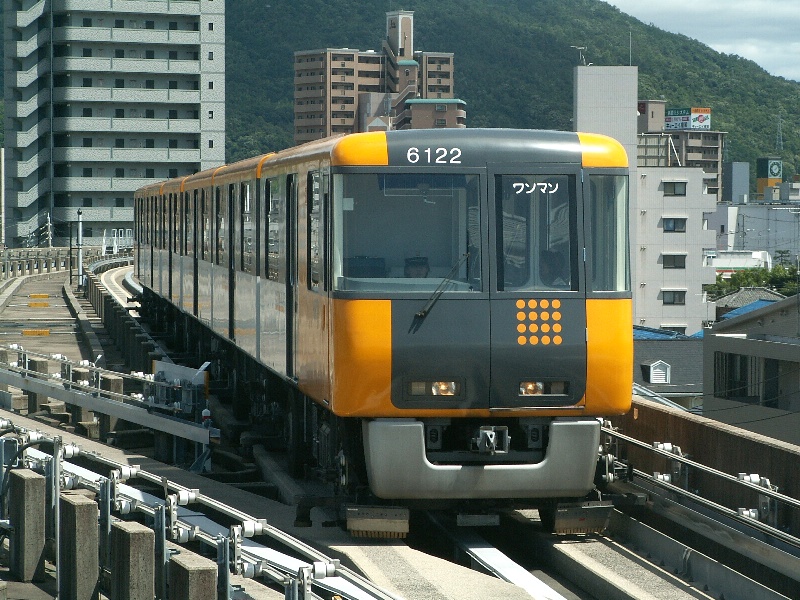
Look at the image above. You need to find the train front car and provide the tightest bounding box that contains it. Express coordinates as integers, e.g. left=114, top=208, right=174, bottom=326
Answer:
left=327, top=129, right=631, bottom=502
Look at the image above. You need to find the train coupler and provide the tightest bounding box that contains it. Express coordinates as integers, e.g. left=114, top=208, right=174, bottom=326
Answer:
left=470, top=425, right=510, bottom=455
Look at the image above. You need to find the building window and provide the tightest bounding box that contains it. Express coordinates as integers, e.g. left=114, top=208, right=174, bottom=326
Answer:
left=146, top=50, right=154, bottom=59
left=83, top=168, right=93, bottom=177
left=146, top=169, right=155, bottom=178
left=115, top=49, right=124, bottom=58
left=82, top=108, right=92, bottom=117
left=169, top=51, right=178, bottom=60
left=114, top=79, right=124, bottom=88
left=208, top=111, right=214, bottom=119
left=169, top=139, right=178, bottom=149
left=114, top=19, right=124, bottom=28
left=663, top=218, right=686, bottom=232
left=145, top=79, right=154, bottom=89
left=82, top=138, right=93, bottom=147
left=169, top=109, right=178, bottom=119
left=145, top=20, right=155, bottom=30
left=82, top=48, right=92, bottom=57
left=82, top=198, right=92, bottom=207
left=145, top=139, right=155, bottom=148
left=208, top=52, right=214, bottom=60
left=208, top=22, right=214, bottom=31
left=208, top=81, right=214, bottom=90
left=115, top=139, right=124, bottom=148
left=82, top=18, right=92, bottom=27
left=169, top=21, right=178, bottom=30
left=115, top=109, right=124, bottom=118
left=434, top=118, right=447, bottom=126
left=145, top=109, right=155, bottom=118
left=169, top=169, right=178, bottom=179
left=662, top=291, right=686, bottom=305
left=663, top=181, right=687, bottom=196
left=169, top=80, right=178, bottom=89
left=209, top=140, right=214, bottom=148
left=663, top=254, right=686, bottom=269
left=83, top=78, right=92, bottom=87
left=115, top=168, right=124, bottom=178
left=116, top=198, right=126, bottom=208
left=436, top=104, right=447, bottom=111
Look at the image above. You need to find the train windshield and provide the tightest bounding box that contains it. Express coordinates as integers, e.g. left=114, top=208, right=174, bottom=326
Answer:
left=332, top=173, right=482, bottom=292
left=495, top=174, right=577, bottom=292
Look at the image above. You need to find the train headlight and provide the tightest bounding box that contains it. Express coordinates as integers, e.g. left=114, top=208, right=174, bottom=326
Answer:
left=432, top=381, right=457, bottom=396
left=520, top=381, right=544, bottom=396
left=519, top=381, right=569, bottom=396
left=409, top=380, right=461, bottom=396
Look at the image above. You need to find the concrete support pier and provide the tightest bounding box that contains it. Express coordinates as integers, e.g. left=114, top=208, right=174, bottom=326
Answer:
left=168, top=552, right=217, bottom=600
left=60, top=491, right=100, bottom=600
left=27, top=357, right=50, bottom=413
left=8, top=469, right=46, bottom=582
left=109, top=521, right=154, bottom=600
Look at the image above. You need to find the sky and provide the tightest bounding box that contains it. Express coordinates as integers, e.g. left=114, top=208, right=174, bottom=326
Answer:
left=601, top=0, right=800, bottom=81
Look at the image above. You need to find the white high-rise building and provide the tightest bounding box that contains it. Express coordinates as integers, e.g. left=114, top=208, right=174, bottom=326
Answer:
left=3, top=0, right=225, bottom=249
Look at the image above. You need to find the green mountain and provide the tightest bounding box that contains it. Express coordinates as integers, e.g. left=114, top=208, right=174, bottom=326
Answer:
left=226, top=0, right=800, bottom=181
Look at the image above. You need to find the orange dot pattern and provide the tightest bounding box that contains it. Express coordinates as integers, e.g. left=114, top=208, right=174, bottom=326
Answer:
left=516, top=299, right=563, bottom=346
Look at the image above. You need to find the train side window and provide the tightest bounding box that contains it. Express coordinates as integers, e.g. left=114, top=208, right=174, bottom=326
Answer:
left=241, top=181, right=255, bottom=274
left=230, top=183, right=239, bottom=271
left=266, top=177, right=284, bottom=282
left=171, top=193, right=179, bottom=254
left=307, top=170, right=326, bottom=291
left=199, top=189, right=208, bottom=261
left=215, top=186, right=226, bottom=267
left=184, top=192, right=193, bottom=256
left=588, top=175, right=629, bottom=292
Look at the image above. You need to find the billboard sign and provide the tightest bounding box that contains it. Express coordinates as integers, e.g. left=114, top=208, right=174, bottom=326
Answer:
left=665, top=107, right=711, bottom=130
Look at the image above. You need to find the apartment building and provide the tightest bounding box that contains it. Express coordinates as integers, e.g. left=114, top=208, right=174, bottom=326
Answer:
left=4, top=0, right=225, bottom=249
left=638, top=100, right=725, bottom=202
left=294, top=10, right=465, bottom=144
left=574, top=68, right=716, bottom=334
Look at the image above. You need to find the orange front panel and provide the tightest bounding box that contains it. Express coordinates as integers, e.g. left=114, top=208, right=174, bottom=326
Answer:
left=585, top=298, right=633, bottom=415
left=330, top=299, right=393, bottom=416
left=331, top=132, right=389, bottom=166
left=578, top=132, right=628, bottom=168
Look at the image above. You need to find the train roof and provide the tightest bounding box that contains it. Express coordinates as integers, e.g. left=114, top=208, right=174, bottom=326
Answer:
left=135, top=129, right=627, bottom=197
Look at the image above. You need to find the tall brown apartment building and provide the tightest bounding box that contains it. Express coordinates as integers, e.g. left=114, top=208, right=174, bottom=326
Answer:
left=294, top=10, right=466, bottom=144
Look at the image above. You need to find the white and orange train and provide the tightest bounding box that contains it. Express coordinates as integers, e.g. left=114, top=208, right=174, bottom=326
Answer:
left=135, top=128, right=632, bottom=508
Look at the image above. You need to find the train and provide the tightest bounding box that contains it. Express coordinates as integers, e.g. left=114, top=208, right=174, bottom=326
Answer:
left=134, top=128, right=633, bottom=511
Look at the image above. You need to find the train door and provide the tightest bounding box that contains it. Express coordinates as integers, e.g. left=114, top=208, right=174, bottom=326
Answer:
left=488, top=167, right=587, bottom=408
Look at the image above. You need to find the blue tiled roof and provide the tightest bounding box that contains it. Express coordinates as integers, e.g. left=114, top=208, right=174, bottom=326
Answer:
left=633, top=325, right=690, bottom=340
left=719, top=299, right=776, bottom=320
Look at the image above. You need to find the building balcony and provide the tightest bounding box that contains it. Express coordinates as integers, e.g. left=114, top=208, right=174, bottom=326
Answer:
left=295, top=88, right=325, bottom=99
left=295, top=117, right=325, bottom=127
left=9, top=59, right=51, bottom=89
left=9, top=1, right=47, bottom=28
left=5, top=119, right=50, bottom=149
left=9, top=150, right=50, bottom=179
left=53, top=116, right=200, bottom=134
left=11, top=90, right=51, bottom=119
left=52, top=147, right=201, bottom=163
left=53, top=206, right=134, bottom=224
left=12, top=31, right=51, bottom=60
left=53, top=87, right=201, bottom=104
left=53, top=27, right=200, bottom=46
left=52, top=56, right=199, bottom=75
left=60, top=0, right=201, bottom=15
left=51, top=176, right=153, bottom=193
left=8, top=180, right=52, bottom=209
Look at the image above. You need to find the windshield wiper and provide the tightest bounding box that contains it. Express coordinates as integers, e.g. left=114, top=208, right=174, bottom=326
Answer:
left=415, top=252, right=470, bottom=319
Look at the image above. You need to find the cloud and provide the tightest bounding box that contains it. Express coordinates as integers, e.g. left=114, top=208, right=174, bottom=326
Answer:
left=602, top=0, right=800, bottom=80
